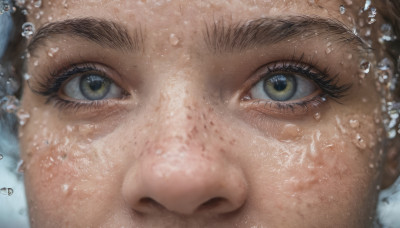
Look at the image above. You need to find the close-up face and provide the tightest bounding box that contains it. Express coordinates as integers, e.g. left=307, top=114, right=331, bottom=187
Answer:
left=9, top=0, right=398, bottom=227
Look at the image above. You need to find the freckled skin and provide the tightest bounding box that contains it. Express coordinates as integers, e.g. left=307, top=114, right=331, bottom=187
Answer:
left=18, top=0, right=392, bottom=227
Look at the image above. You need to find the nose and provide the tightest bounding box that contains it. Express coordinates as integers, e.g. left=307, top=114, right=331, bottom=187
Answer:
left=122, top=146, right=248, bottom=216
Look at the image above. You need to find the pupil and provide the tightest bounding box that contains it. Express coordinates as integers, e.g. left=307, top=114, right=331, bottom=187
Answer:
left=271, top=75, right=287, bottom=91
left=88, top=77, right=104, bottom=91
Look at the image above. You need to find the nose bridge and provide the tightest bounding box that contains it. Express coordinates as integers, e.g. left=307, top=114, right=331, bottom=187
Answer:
left=121, top=75, right=248, bottom=216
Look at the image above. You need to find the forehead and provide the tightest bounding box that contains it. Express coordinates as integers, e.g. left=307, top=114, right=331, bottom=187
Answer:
left=32, top=0, right=364, bottom=28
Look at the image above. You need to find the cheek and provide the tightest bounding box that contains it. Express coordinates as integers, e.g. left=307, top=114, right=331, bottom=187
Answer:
left=20, top=113, right=120, bottom=222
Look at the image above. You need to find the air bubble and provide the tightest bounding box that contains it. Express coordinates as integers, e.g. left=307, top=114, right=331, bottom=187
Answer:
left=339, top=5, right=346, bottom=14
left=1, top=95, right=20, bottom=113
left=15, top=0, right=25, bottom=7
left=0, top=0, right=11, bottom=14
left=169, top=33, right=180, bottom=46
left=21, top=22, right=35, bottom=39
left=0, top=187, right=13, bottom=196
left=359, top=59, right=371, bottom=74
left=0, top=154, right=3, bottom=160
left=23, top=73, right=31, bottom=80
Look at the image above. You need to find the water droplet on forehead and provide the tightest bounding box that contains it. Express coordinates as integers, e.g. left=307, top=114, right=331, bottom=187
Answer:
left=339, top=5, right=346, bottom=15
left=21, top=22, right=35, bottom=39
left=47, top=47, right=59, bottom=57
left=33, top=0, right=42, bottom=8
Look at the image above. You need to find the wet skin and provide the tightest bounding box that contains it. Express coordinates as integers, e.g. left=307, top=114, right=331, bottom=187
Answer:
left=19, top=0, right=391, bottom=227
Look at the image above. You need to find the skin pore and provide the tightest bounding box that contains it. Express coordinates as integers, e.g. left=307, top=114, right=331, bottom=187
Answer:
left=17, top=0, right=394, bottom=227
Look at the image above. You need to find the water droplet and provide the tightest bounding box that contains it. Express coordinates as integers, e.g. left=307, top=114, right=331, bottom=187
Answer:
left=17, top=160, right=25, bottom=173
left=355, top=133, right=367, bottom=149
left=349, top=119, right=360, bottom=128
left=21, top=9, right=28, bottom=15
left=339, top=5, right=346, bottom=14
left=367, top=17, right=376, bottom=25
left=347, top=53, right=353, bottom=60
left=169, top=33, right=180, bottom=46
left=313, top=112, right=321, bottom=121
left=368, top=7, right=377, bottom=18
left=21, top=22, right=35, bottom=39
left=387, top=129, right=397, bottom=139
left=359, top=60, right=371, bottom=74
left=16, top=109, right=30, bottom=126
left=363, top=0, right=371, bottom=11
left=325, top=47, right=333, bottom=54
left=33, top=0, right=42, bottom=8
left=23, top=73, right=31, bottom=80
left=62, top=184, right=69, bottom=193
left=379, top=24, right=396, bottom=43
left=15, top=0, right=25, bottom=7
left=1, top=95, right=20, bottom=113
left=0, top=1, right=11, bottom=14
left=0, top=154, right=3, bottom=160
left=0, top=187, right=13, bottom=196
left=47, top=47, right=59, bottom=57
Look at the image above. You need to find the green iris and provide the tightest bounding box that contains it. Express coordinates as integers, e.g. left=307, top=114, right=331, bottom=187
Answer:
left=79, top=75, right=111, bottom=100
left=263, top=74, right=297, bottom=101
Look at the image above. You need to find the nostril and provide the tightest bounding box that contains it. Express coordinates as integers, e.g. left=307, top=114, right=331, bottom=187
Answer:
left=138, top=197, right=166, bottom=211
left=197, top=197, right=228, bottom=212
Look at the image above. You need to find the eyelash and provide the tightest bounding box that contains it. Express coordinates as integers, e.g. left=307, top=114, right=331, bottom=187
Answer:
left=31, top=56, right=351, bottom=114
left=242, top=57, right=351, bottom=114
left=31, top=63, right=125, bottom=111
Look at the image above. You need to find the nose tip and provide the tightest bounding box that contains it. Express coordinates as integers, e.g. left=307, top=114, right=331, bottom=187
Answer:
left=123, top=154, right=248, bottom=216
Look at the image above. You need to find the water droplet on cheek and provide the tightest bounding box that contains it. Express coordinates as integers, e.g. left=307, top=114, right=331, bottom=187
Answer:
left=169, top=33, right=180, bottom=46
left=313, top=112, right=321, bottom=121
left=279, top=124, right=302, bottom=141
left=354, top=133, right=367, bottom=149
left=349, top=119, right=360, bottom=128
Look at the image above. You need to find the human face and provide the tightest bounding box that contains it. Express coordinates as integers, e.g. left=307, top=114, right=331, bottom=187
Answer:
left=20, top=0, right=388, bottom=227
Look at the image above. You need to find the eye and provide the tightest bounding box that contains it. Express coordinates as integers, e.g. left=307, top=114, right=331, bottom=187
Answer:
left=250, top=72, right=317, bottom=102
left=63, top=73, right=123, bottom=101
left=240, top=60, right=351, bottom=116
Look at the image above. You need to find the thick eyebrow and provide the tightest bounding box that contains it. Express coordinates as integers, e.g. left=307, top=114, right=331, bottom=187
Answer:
left=27, top=17, right=143, bottom=54
left=203, top=16, right=369, bottom=53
